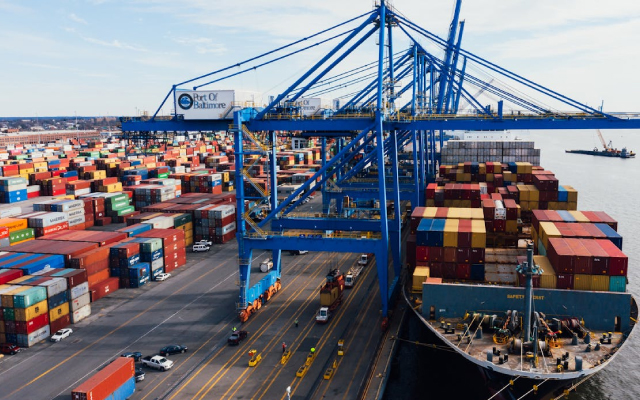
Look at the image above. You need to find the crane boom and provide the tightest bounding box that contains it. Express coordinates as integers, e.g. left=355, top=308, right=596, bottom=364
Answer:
left=596, top=129, right=610, bottom=151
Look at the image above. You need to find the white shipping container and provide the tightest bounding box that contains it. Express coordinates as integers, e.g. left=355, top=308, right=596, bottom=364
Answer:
left=70, top=292, right=91, bottom=312
left=69, top=188, right=92, bottom=196
left=0, top=206, right=22, bottom=218
left=175, top=90, right=259, bottom=120
left=37, top=277, right=68, bottom=298
left=217, top=221, right=237, bottom=235
left=66, top=208, right=85, bottom=218
left=494, top=200, right=506, bottom=220
left=5, top=183, right=27, bottom=191
left=70, top=281, right=89, bottom=300
left=27, top=185, right=40, bottom=193
left=142, top=216, right=174, bottom=229
left=29, top=212, right=68, bottom=228
left=68, top=216, right=86, bottom=226
left=18, top=325, right=50, bottom=348
left=298, top=98, right=332, bottom=116
left=212, top=204, right=235, bottom=219
left=71, top=304, right=91, bottom=324
left=151, top=258, right=164, bottom=271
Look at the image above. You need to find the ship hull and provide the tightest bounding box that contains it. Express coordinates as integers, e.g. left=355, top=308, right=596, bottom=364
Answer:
left=401, top=285, right=636, bottom=400
left=565, top=149, right=635, bottom=158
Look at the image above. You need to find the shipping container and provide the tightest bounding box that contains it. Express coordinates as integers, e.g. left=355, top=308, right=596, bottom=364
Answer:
left=71, top=356, right=134, bottom=400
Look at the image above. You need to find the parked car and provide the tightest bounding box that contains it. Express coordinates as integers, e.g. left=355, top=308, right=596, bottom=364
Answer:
left=0, top=343, right=21, bottom=355
left=228, top=330, right=248, bottom=345
left=155, top=272, right=171, bottom=281
left=289, top=250, right=309, bottom=255
left=159, top=344, right=188, bottom=356
left=196, top=239, right=213, bottom=246
left=141, top=355, right=173, bottom=371
left=192, top=244, right=210, bottom=252
left=121, top=351, right=142, bottom=362
left=135, top=368, right=146, bottom=382
left=50, top=328, right=73, bottom=342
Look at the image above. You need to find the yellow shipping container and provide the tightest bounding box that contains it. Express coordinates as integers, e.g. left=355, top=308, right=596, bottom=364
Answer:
left=463, top=173, right=471, bottom=182
left=539, top=221, right=561, bottom=249
left=527, top=185, right=539, bottom=201
left=567, top=202, right=578, bottom=211
left=443, top=219, right=459, bottom=248
left=1, top=286, right=29, bottom=308
left=478, top=163, right=486, bottom=174
left=14, top=300, right=49, bottom=322
left=458, top=208, right=472, bottom=220
left=506, top=220, right=518, bottom=233
left=426, top=199, right=435, bottom=207
left=486, top=173, right=494, bottom=182
left=412, top=267, right=430, bottom=292
left=573, top=274, right=591, bottom=291
left=471, top=220, right=487, bottom=248
left=471, top=209, right=485, bottom=220
left=568, top=211, right=588, bottom=223
left=533, top=256, right=557, bottom=289
left=7, top=276, right=32, bottom=284
left=517, top=185, right=530, bottom=201
left=49, top=302, right=70, bottom=322
left=448, top=208, right=461, bottom=219
left=563, top=185, right=578, bottom=202
left=590, top=275, right=610, bottom=292
left=423, top=207, right=438, bottom=218
left=104, top=182, right=123, bottom=193
left=0, top=218, right=28, bottom=232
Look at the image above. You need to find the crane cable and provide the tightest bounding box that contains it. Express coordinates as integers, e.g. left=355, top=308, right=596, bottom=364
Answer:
left=550, top=374, right=596, bottom=400
left=486, top=376, right=521, bottom=400
left=516, top=378, right=549, bottom=400
left=392, top=336, right=458, bottom=354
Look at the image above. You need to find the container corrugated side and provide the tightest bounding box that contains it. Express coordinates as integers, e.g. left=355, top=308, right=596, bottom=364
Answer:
left=71, top=356, right=134, bottom=400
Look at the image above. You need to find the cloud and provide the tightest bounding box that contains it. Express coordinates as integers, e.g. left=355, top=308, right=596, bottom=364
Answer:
left=69, top=13, right=88, bottom=25
left=81, top=36, right=149, bottom=52
left=172, top=37, right=227, bottom=55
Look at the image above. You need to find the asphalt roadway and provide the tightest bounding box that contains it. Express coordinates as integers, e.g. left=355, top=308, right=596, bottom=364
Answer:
left=0, top=210, right=388, bottom=400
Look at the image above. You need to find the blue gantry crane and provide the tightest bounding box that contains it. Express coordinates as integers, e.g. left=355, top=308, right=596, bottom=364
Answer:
left=121, top=0, right=640, bottom=328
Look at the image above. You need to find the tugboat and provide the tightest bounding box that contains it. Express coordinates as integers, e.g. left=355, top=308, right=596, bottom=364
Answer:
left=565, top=130, right=635, bottom=158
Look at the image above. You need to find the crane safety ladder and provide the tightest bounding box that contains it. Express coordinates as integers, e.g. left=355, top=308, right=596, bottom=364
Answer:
left=241, top=168, right=269, bottom=197
left=242, top=125, right=270, bottom=153
left=242, top=210, right=267, bottom=237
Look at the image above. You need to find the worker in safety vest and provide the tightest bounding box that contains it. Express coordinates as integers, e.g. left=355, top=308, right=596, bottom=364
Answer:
left=282, top=342, right=287, bottom=353
left=310, top=347, right=315, bottom=354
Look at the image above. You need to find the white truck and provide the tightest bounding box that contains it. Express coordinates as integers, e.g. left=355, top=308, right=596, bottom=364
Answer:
left=259, top=258, right=274, bottom=272
left=358, top=253, right=374, bottom=266
left=316, top=307, right=331, bottom=323
left=345, top=264, right=364, bottom=288
left=141, top=355, right=174, bottom=371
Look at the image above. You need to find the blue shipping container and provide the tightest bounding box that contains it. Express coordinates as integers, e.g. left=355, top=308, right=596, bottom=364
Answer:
left=609, top=276, right=627, bottom=292
left=48, top=291, right=69, bottom=309
left=106, top=376, right=135, bottom=400
left=557, top=210, right=576, bottom=223
left=594, top=223, right=623, bottom=250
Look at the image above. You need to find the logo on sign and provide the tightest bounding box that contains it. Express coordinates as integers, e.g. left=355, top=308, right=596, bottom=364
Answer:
left=178, top=93, right=194, bottom=110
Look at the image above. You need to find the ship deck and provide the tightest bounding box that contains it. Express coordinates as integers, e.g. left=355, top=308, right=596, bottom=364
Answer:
left=426, top=316, right=625, bottom=377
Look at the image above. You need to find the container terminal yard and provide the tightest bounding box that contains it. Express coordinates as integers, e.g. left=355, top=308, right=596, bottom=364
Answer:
left=2, top=1, right=640, bottom=400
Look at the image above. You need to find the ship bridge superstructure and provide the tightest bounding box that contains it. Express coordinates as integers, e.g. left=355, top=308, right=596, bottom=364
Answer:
left=121, top=0, right=640, bottom=327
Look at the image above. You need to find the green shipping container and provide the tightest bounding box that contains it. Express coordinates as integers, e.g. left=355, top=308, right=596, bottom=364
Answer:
left=158, top=172, right=170, bottom=179
left=9, top=228, right=35, bottom=244
left=115, top=206, right=136, bottom=216
left=140, top=238, right=163, bottom=253
left=107, top=193, right=129, bottom=204
left=3, top=308, right=15, bottom=321
left=173, top=213, right=192, bottom=227
left=13, top=286, right=48, bottom=309
left=110, top=200, right=131, bottom=211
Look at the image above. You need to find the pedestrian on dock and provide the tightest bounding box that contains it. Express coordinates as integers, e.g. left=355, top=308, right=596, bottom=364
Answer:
left=282, top=342, right=287, bottom=353
left=232, top=326, right=237, bottom=333
left=294, top=318, right=298, bottom=328
left=310, top=347, right=315, bottom=354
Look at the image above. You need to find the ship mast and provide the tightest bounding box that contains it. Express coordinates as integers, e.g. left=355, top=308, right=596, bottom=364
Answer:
left=516, top=242, right=543, bottom=342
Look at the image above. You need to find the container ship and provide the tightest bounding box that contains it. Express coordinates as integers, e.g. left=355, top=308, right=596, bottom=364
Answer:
left=404, top=139, right=638, bottom=400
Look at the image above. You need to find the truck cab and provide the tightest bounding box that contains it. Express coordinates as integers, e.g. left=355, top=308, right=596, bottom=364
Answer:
left=345, top=274, right=355, bottom=288
left=316, top=307, right=331, bottom=323
left=358, top=253, right=372, bottom=266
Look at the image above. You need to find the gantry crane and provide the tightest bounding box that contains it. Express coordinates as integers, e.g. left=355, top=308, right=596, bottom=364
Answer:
left=121, top=0, right=640, bottom=328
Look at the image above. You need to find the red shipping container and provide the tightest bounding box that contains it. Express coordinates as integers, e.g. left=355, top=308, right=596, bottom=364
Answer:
left=88, top=269, right=110, bottom=287
left=456, top=248, right=470, bottom=264
left=50, top=313, right=70, bottom=333
left=548, top=238, right=574, bottom=274
left=443, top=247, right=457, bottom=263
left=596, top=239, right=628, bottom=276
left=56, top=269, right=88, bottom=288
left=582, top=240, right=609, bottom=275
left=0, top=268, right=23, bottom=284
left=442, top=263, right=457, bottom=279
left=556, top=274, right=574, bottom=290
left=71, top=357, right=134, bottom=400
left=455, top=263, right=471, bottom=280
left=15, top=312, right=50, bottom=335
left=458, top=220, right=472, bottom=247
left=416, top=246, right=429, bottom=261
left=90, top=277, right=119, bottom=302
left=85, top=259, right=110, bottom=276
left=0, top=226, right=9, bottom=240
left=427, top=246, right=443, bottom=262
left=429, top=262, right=443, bottom=278
left=35, top=221, right=70, bottom=237
left=469, top=248, right=485, bottom=264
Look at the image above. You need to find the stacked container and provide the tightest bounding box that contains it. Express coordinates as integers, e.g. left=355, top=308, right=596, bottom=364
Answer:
left=0, top=177, right=28, bottom=204
left=136, top=229, right=186, bottom=273
left=71, top=357, right=135, bottom=400
left=109, top=243, right=142, bottom=289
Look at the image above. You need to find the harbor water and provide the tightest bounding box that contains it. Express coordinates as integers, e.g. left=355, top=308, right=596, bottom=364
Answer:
left=385, top=129, right=640, bottom=400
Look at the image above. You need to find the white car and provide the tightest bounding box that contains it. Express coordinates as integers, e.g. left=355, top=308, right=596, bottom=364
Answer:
left=51, top=328, right=73, bottom=342
left=155, top=272, right=171, bottom=281
left=192, top=244, right=210, bottom=252
left=196, top=240, right=213, bottom=246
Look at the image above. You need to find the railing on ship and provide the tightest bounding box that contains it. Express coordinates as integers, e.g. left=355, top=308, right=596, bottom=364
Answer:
left=243, top=230, right=382, bottom=240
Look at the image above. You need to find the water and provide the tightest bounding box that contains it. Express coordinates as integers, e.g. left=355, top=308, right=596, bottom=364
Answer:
left=385, top=130, right=640, bottom=400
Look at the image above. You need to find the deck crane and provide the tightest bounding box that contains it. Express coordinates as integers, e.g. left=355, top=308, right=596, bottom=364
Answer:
left=595, top=129, right=613, bottom=152
left=120, top=0, right=640, bottom=329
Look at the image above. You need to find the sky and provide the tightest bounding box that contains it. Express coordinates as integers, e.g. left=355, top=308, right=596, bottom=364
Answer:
left=1, top=0, right=639, bottom=117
